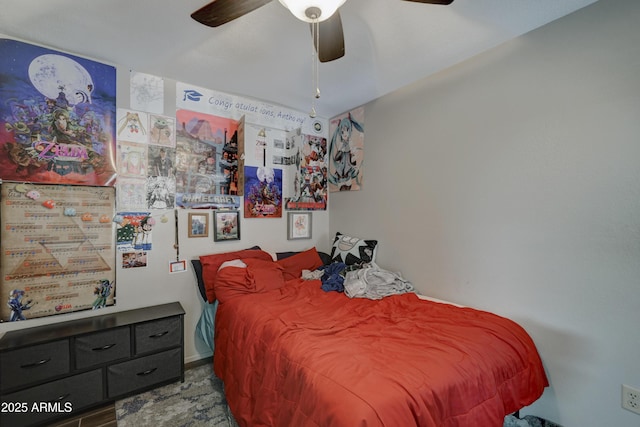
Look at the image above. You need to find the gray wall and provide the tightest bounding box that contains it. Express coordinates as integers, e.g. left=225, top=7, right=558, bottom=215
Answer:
left=329, top=0, right=640, bottom=425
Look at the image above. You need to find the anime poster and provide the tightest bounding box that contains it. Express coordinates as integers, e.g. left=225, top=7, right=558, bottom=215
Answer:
left=285, top=131, right=328, bottom=210
left=117, top=141, right=148, bottom=178
left=328, top=106, right=364, bottom=192
left=244, top=166, right=283, bottom=218
left=147, top=145, right=176, bottom=209
left=117, top=177, right=147, bottom=211
left=0, top=38, right=117, bottom=186
left=174, top=109, right=242, bottom=209
left=116, top=109, right=148, bottom=144
left=114, top=212, right=154, bottom=252
left=0, top=183, right=116, bottom=321
left=146, top=176, right=175, bottom=209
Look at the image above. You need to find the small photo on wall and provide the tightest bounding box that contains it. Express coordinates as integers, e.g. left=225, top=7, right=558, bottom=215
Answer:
left=188, top=212, right=209, bottom=238
left=287, top=212, right=312, bottom=240
left=213, top=210, right=240, bottom=241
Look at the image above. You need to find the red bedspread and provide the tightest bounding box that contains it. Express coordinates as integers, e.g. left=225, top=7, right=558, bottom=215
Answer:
left=214, top=279, right=548, bottom=427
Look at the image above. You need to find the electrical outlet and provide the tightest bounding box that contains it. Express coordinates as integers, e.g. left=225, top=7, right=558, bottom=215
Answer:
left=622, top=384, right=640, bottom=415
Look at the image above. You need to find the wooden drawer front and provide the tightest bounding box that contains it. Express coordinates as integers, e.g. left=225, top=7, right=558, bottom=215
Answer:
left=75, top=327, right=131, bottom=369
left=0, top=369, right=102, bottom=427
left=135, top=316, right=181, bottom=354
left=107, top=347, right=182, bottom=398
left=0, top=340, right=69, bottom=391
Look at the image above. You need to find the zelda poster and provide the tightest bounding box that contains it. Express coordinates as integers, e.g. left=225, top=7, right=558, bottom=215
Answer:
left=244, top=166, right=283, bottom=218
left=0, top=38, right=117, bottom=186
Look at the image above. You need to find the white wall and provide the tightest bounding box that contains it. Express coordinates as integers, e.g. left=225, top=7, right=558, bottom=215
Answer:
left=0, top=71, right=332, bottom=365
left=329, top=0, right=640, bottom=425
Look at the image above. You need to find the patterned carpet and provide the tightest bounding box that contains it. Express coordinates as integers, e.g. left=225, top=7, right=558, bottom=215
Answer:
left=116, top=363, right=239, bottom=427
left=116, top=363, right=561, bottom=427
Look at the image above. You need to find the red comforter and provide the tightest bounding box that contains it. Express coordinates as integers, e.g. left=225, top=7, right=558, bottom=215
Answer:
left=214, top=279, right=548, bottom=427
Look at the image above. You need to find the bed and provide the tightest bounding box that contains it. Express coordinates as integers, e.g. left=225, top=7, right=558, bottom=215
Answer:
left=194, top=245, right=548, bottom=427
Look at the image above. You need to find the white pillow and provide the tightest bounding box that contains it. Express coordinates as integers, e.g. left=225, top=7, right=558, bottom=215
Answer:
left=218, top=259, right=247, bottom=271
left=330, top=232, right=378, bottom=265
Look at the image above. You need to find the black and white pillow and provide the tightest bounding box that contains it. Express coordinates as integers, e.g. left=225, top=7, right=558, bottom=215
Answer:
left=330, top=232, right=378, bottom=265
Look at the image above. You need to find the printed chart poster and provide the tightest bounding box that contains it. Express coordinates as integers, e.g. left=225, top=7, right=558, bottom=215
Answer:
left=0, top=183, right=116, bottom=322
left=244, top=166, right=283, bottom=218
left=174, top=109, right=241, bottom=208
left=0, top=38, right=117, bottom=186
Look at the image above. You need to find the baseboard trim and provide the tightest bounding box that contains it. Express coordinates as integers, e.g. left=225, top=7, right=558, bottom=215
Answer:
left=185, top=356, right=212, bottom=371
left=185, top=351, right=212, bottom=365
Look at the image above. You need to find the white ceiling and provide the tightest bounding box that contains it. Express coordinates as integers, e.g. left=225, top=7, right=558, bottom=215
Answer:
left=0, top=0, right=598, bottom=118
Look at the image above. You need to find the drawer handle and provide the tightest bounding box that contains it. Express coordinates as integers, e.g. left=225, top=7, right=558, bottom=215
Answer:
left=49, top=393, right=70, bottom=403
left=136, top=367, right=157, bottom=377
left=149, top=331, right=169, bottom=338
left=92, top=343, right=117, bottom=352
left=20, top=358, right=51, bottom=369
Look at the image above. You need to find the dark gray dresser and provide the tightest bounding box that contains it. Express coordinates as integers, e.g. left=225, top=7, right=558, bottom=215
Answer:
left=0, top=302, right=185, bottom=427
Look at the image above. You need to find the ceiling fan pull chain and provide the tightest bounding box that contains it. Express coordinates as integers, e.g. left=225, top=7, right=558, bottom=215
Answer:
left=310, top=16, right=320, bottom=118
left=315, top=17, right=320, bottom=99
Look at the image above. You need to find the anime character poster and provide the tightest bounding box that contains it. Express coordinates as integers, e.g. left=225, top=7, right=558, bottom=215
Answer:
left=0, top=183, right=116, bottom=321
left=244, top=166, right=283, bottom=218
left=328, top=106, right=364, bottom=192
left=114, top=212, right=154, bottom=252
left=174, top=109, right=241, bottom=208
left=0, top=38, right=117, bottom=186
left=116, top=109, right=148, bottom=144
left=285, top=131, right=328, bottom=210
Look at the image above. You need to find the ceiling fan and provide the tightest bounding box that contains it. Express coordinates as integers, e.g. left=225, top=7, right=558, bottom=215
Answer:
left=191, top=0, right=454, bottom=63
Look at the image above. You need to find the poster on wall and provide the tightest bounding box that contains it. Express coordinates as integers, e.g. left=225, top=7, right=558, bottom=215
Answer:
left=0, top=38, right=117, bottom=186
left=115, top=212, right=154, bottom=252
left=130, top=71, right=164, bottom=115
left=148, top=113, right=176, bottom=147
left=285, top=129, right=328, bottom=210
left=328, top=106, right=364, bottom=192
left=244, top=165, right=283, bottom=218
left=0, top=183, right=116, bottom=322
left=117, top=109, right=148, bottom=144
left=174, top=109, right=242, bottom=208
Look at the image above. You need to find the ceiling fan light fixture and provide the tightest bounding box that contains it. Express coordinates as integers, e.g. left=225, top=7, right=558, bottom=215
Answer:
left=278, top=0, right=347, bottom=23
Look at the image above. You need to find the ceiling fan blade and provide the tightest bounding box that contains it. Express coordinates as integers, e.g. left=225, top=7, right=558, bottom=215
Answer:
left=402, top=0, right=454, bottom=4
left=310, top=11, right=345, bottom=63
left=191, top=0, right=272, bottom=27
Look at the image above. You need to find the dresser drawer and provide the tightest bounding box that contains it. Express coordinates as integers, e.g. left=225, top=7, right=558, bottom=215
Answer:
left=74, top=327, right=131, bottom=369
left=107, top=347, right=182, bottom=398
left=0, top=369, right=102, bottom=427
left=134, top=316, right=181, bottom=355
left=0, top=340, right=69, bottom=391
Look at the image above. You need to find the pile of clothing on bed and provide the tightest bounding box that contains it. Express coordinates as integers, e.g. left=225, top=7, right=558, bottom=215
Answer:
left=304, top=261, right=414, bottom=300
left=302, top=231, right=414, bottom=300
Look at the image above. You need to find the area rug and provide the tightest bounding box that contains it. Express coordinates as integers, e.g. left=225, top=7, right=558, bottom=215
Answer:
left=116, top=363, right=561, bottom=427
left=115, top=363, right=239, bottom=427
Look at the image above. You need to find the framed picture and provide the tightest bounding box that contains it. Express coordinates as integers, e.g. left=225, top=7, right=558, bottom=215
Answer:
left=188, top=212, right=209, bottom=238
left=213, top=210, right=241, bottom=242
left=287, top=212, right=312, bottom=240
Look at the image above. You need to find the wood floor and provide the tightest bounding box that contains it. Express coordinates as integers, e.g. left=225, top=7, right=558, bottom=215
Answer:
left=49, top=404, right=116, bottom=427
left=49, top=358, right=210, bottom=427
